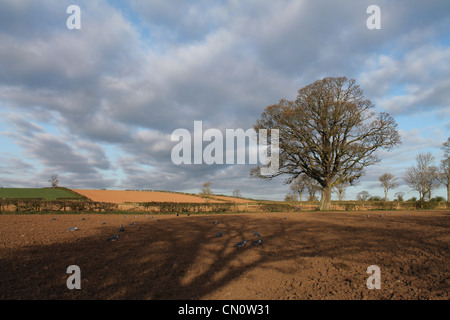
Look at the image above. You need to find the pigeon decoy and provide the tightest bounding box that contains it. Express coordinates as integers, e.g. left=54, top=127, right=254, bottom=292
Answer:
left=233, top=240, right=247, bottom=247
left=251, top=239, right=262, bottom=245
left=107, top=235, right=119, bottom=241
left=216, top=231, right=223, bottom=237
left=119, top=224, right=125, bottom=232
left=68, top=227, right=79, bottom=231
left=254, top=231, right=261, bottom=237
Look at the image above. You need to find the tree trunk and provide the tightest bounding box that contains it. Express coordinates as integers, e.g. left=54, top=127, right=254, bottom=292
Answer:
left=319, top=185, right=332, bottom=211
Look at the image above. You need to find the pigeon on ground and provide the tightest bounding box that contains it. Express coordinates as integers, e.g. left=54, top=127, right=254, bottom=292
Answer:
left=176, top=213, right=179, bottom=216
left=254, top=231, right=261, bottom=237
left=367, top=215, right=370, bottom=218
left=68, top=227, right=79, bottom=231
left=129, top=221, right=136, bottom=226
left=107, top=235, right=119, bottom=241
left=213, top=220, right=219, bottom=225
left=233, top=240, right=247, bottom=247
left=216, top=231, right=223, bottom=237
left=251, top=239, right=262, bottom=245
left=187, top=213, right=190, bottom=216
left=51, top=217, right=56, bottom=221
left=102, top=221, right=106, bottom=225
left=156, top=218, right=160, bottom=222
left=119, top=224, right=125, bottom=232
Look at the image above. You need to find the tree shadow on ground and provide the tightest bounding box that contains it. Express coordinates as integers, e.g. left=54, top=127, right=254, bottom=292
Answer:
left=0, top=212, right=448, bottom=299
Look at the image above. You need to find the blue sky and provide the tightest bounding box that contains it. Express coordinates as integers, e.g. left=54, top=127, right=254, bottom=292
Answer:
left=0, top=0, right=449, bottom=201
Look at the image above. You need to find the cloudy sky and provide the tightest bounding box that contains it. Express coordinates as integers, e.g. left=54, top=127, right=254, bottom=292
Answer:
left=0, top=0, right=449, bottom=201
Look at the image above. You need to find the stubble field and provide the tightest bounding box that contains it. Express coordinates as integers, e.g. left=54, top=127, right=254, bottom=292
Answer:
left=0, top=210, right=448, bottom=300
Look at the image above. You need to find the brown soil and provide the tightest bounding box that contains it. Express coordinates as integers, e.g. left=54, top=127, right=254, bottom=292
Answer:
left=0, top=210, right=448, bottom=300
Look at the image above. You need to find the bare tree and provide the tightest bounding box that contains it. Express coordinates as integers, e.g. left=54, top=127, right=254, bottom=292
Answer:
left=200, top=181, right=213, bottom=196
left=333, top=181, right=350, bottom=201
left=252, top=77, right=401, bottom=210
left=290, top=175, right=307, bottom=202
left=232, top=189, right=242, bottom=198
left=305, top=177, right=321, bottom=201
left=378, top=173, right=399, bottom=201
left=357, top=191, right=370, bottom=202
left=438, top=137, right=450, bottom=202
left=284, top=192, right=298, bottom=202
left=404, top=153, right=440, bottom=201
left=48, top=175, right=59, bottom=188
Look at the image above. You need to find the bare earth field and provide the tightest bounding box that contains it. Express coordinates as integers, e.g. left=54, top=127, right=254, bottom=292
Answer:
left=0, top=210, right=448, bottom=300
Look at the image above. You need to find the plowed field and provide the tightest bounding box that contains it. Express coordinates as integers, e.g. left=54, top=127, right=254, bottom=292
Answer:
left=0, top=210, right=448, bottom=300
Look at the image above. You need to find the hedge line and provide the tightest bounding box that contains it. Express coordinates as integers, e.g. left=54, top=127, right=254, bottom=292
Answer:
left=0, top=199, right=118, bottom=213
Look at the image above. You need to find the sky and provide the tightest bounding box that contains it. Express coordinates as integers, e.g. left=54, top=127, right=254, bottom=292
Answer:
left=0, top=0, right=449, bottom=201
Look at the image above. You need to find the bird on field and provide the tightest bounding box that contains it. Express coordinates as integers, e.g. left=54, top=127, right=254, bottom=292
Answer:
left=254, top=231, right=261, bottom=237
left=251, top=239, right=262, bottom=245
left=81, top=217, right=85, bottom=221
left=107, top=235, right=119, bottom=241
left=187, top=213, right=190, bottom=216
left=119, top=224, right=125, bottom=232
left=233, top=240, right=247, bottom=247
left=216, top=231, right=223, bottom=237
left=176, top=213, right=179, bottom=216
left=129, top=221, right=136, bottom=226
left=68, top=226, right=79, bottom=231
left=102, top=221, right=106, bottom=225
left=51, top=217, right=56, bottom=221
left=213, top=220, right=219, bottom=225
left=156, top=218, right=160, bottom=222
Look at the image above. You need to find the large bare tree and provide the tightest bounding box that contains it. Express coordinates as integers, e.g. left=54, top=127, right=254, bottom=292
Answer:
left=252, top=76, right=401, bottom=210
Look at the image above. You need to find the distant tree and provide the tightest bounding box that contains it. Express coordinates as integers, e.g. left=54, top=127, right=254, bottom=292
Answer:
left=438, top=138, right=450, bottom=202
left=333, top=181, right=350, bottom=201
left=200, top=182, right=212, bottom=196
left=290, top=175, right=308, bottom=202
left=232, top=189, right=242, bottom=198
left=48, top=175, right=59, bottom=188
left=357, top=191, right=370, bottom=202
left=394, top=192, right=404, bottom=202
left=368, top=195, right=383, bottom=201
left=379, top=173, right=399, bottom=201
left=284, top=193, right=298, bottom=202
left=305, top=178, right=321, bottom=201
left=404, top=153, right=440, bottom=201
left=251, top=76, right=401, bottom=211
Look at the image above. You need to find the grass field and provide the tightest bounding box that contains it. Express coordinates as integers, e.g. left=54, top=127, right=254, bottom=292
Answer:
left=0, top=188, right=83, bottom=200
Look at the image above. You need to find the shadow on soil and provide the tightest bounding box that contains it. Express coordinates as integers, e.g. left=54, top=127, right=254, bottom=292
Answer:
left=0, top=212, right=449, bottom=299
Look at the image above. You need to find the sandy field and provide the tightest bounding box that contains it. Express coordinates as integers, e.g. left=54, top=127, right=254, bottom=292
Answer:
left=72, top=189, right=224, bottom=204
left=0, top=210, right=448, bottom=300
left=71, top=189, right=255, bottom=205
